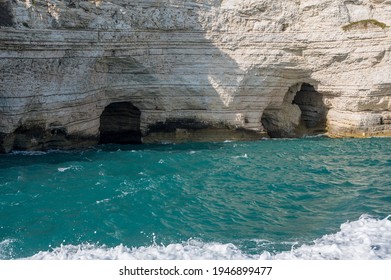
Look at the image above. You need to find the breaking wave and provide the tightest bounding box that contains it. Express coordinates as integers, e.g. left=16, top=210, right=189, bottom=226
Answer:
left=24, top=215, right=391, bottom=260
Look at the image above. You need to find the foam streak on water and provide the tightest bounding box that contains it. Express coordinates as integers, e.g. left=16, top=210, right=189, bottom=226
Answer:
left=25, top=215, right=391, bottom=260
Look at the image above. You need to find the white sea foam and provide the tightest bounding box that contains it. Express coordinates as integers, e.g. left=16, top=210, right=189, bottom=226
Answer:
left=57, top=167, right=71, bottom=172
left=264, top=214, right=391, bottom=260
left=0, top=239, right=16, bottom=259
left=57, top=165, right=83, bottom=172
left=24, top=215, right=391, bottom=260
left=10, top=149, right=73, bottom=155
left=232, top=154, right=248, bottom=159
left=26, top=241, right=250, bottom=260
left=96, top=198, right=110, bottom=204
left=302, top=133, right=328, bottom=138
left=10, top=150, right=48, bottom=156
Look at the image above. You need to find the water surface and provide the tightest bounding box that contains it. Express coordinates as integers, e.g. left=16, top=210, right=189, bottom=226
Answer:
left=0, top=137, right=390, bottom=259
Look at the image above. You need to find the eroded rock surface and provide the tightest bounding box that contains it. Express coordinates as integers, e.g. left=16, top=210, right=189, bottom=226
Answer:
left=1, top=0, right=391, bottom=152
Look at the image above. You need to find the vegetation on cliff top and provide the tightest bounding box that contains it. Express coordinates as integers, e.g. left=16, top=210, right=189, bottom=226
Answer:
left=342, top=19, right=388, bottom=31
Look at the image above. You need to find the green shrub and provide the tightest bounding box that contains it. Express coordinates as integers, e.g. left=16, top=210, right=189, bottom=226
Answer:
left=342, top=19, right=388, bottom=31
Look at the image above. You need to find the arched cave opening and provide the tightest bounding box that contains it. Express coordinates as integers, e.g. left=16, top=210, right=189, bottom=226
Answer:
left=261, top=83, right=328, bottom=138
left=99, top=102, right=142, bottom=144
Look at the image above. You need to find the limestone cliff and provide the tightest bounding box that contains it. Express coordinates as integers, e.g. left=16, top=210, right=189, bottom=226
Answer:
left=1, top=0, right=391, bottom=152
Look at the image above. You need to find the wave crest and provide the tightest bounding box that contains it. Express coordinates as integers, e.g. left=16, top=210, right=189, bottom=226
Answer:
left=26, top=240, right=250, bottom=260
left=24, top=215, right=391, bottom=260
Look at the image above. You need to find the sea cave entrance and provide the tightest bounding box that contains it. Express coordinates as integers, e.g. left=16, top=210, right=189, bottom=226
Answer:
left=261, top=83, right=328, bottom=138
left=99, top=102, right=142, bottom=144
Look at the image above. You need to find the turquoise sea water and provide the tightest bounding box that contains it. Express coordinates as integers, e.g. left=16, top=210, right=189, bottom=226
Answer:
left=0, top=137, right=390, bottom=260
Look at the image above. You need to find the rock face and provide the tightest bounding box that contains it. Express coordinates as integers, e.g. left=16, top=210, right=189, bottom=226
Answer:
left=1, top=0, right=391, bottom=152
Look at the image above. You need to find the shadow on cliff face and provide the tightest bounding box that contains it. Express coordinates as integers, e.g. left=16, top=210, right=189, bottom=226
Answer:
left=0, top=0, right=13, bottom=27
left=88, top=1, right=266, bottom=145
left=96, top=35, right=263, bottom=145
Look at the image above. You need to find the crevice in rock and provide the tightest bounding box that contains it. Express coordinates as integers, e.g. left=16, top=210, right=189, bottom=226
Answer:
left=99, top=102, right=142, bottom=144
left=261, top=83, right=328, bottom=138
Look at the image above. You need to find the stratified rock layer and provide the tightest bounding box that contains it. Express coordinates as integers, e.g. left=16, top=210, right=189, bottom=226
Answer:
left=1, top=0, right=391, bottom=152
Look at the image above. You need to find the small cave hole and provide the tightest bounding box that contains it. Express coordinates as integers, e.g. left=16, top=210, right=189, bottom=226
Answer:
left=99, top=102, right=142, bottom=144
left=261, top=83, right=328, bottom=138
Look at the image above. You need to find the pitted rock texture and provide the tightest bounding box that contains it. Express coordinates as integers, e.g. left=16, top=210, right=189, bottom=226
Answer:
left=1, top=0, right=391, bottom=152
